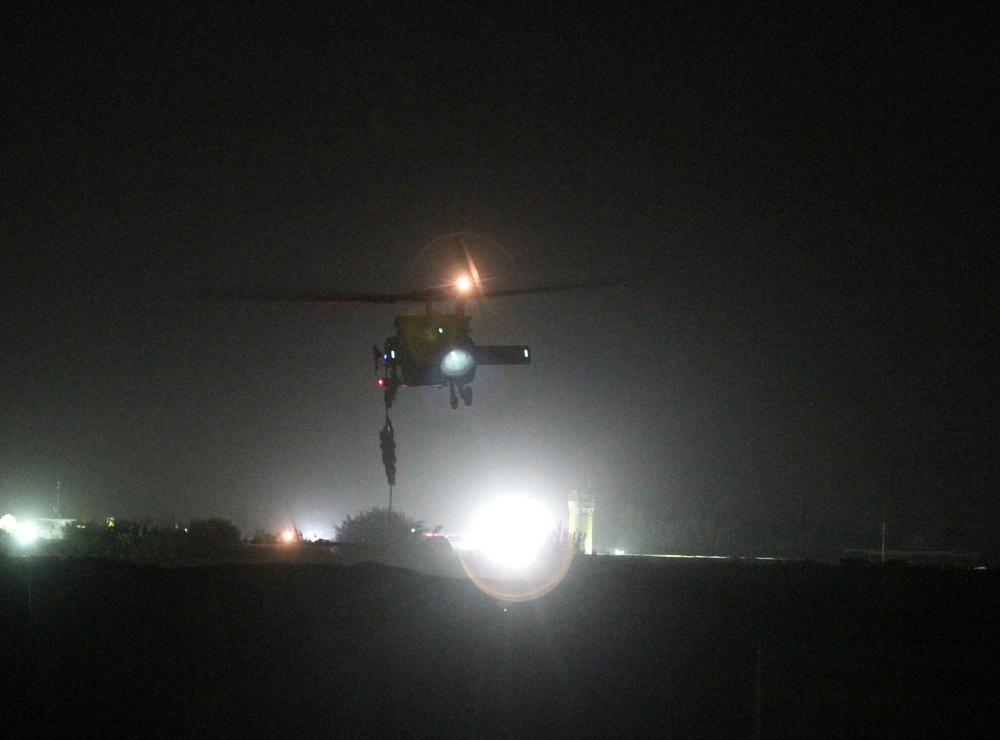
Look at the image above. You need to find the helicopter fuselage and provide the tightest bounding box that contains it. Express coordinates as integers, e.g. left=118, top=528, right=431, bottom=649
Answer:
left=384, top=309, right=476, bottom=387
left=377, top=308, right=530, bottom=408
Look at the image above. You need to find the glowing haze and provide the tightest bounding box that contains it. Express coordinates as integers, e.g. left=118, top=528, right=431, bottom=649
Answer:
left=0, top=4, right=995, bottom=558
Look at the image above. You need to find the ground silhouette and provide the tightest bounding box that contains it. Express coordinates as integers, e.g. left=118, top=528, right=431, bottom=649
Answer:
left=2, top=556, right=998, bottom=737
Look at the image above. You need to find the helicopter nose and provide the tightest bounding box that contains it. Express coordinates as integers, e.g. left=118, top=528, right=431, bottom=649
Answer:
left=440, top=348, right=475, bottom=377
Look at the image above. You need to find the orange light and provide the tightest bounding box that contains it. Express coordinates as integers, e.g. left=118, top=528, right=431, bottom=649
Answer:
left=281, top=529, right=295, bottom=543
left=456, top=276, right=471, bottom=292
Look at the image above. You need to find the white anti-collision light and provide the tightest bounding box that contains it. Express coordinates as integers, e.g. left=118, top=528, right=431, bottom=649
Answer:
left=440, top=348, right=475, bottom=377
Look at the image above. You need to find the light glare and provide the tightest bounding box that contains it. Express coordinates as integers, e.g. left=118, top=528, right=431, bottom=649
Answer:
left=469, top=495, right=552, bottom=569
left=15, top=521, right=39, bottom=545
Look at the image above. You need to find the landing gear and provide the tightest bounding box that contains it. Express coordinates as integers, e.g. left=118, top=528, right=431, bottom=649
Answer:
left=449, top=384, right=473, bottom=409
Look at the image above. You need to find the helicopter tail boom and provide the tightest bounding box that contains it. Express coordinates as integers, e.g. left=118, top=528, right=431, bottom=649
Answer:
left=471, top=345, right=531, bottom=365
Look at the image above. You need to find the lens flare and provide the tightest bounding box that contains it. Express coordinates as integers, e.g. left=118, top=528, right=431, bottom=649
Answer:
left=458, top=496, right=575, bottom=602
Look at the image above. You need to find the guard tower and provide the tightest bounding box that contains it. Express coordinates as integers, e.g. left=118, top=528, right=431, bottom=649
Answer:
left=568, top=489, right=595, bottom=554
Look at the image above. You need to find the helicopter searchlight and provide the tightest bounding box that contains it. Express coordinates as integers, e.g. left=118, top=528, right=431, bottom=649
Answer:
left=441, top=348, right=475, bottom=378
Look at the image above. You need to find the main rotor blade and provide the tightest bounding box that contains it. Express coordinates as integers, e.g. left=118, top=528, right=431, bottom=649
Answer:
left=477, top=273, right=642, bottom=299
left=216, top=287, right=455, bottom=304
left=215, top=267, right=661, bottom=304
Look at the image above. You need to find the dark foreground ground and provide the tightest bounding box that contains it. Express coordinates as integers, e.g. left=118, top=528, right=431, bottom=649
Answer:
left=2, top=556, right=998, bottom=738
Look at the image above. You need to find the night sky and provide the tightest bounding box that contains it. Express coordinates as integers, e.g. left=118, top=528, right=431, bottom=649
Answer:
left=2, top=3, right=997, bottom=551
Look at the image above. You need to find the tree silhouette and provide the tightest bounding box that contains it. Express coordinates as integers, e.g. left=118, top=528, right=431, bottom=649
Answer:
left=335, top=507, right=425, bottom=548
left=544, top=523, right=588, bottom=556
left=188, top=518, right=242, bottom=547
left=249, top=528, right=278, bottom=544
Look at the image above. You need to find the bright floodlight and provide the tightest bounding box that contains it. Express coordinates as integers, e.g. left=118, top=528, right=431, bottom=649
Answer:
left=15, top=521, right=39, bottom=545
left=456, top=276, right=471, bottom=291
left=440, top=348, right=475, bottom=377
left=469, top=495, right=553, bottom=569
left=281, top=529, right=295, bottom=543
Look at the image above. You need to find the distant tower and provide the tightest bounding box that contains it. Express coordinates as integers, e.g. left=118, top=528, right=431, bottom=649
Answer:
left=568, top=489, right=595, bottom=555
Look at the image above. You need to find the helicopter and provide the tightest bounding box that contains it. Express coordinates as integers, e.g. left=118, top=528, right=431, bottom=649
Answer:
left=234, top=273, right=533, bottom=410
left=373, top=275, right=532, bottom=410
left=223, top=234, right=633, bottom=410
